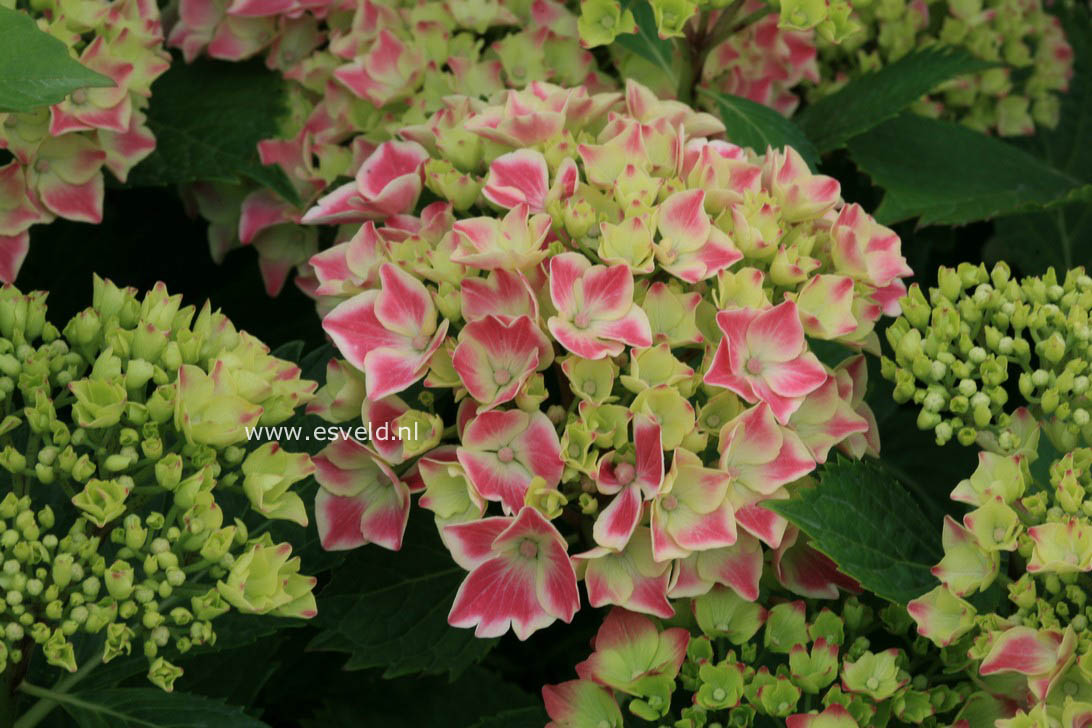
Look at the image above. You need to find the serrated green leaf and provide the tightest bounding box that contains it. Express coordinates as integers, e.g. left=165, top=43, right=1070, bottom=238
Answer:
left=126, top=57, right=300, bottom=206
left=56, top=688, right=269, bottom=728
left=767, top=458, right=943, bottom=605
left=982, top=6, right=1092, bottom=273
left=614, top=0, right=678, bottom=80
left=308, top=516, right=496, bottom=678
left=847, top=112, right=1091, bottom=226
left=0, top=7, right=114, bottom=113
left=797, top=46, right=999, bottom=153
left=699, top=89, right=820, bottom=170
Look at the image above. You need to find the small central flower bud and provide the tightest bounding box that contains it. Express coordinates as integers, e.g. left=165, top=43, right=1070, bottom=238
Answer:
left=746, top=357, right=763, bottom=375
left=497, top=446, right=515, bottom=463
left=411, top=334, right=429, bottom=350
left=519, top=539, right=538, bottom=559
left=493, top=369, right=511, bottom=385
left=34, top=159, right=50, bottom=174
left=661, top=495, right=678, bottom=512
left=614, top=462, right=635, bottom=484
left=72, top=89, right=88, bottom=105
left=573, top=311, right=591, bottom=329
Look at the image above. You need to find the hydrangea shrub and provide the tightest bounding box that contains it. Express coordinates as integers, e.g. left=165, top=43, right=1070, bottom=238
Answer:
left=304, top=79, right=914, bottom=641
left=0, top=0, right=171, bottom=281
left=0, top=277, right=317, bottom=691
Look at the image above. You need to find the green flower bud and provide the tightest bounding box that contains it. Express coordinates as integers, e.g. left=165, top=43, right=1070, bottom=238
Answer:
left=69, top=378, right=127, bottom=429
left=72, top=479, right=130, bottom=527
left=42, top=629, right=76, bottom=672
left=105, top=560, right=134, bottom=600
left=147, top=657, right=183, bottom=692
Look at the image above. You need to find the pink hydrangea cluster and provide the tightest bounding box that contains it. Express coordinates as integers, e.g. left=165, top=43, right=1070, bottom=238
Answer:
left=304, top=80, right=913, bottom=641
left=168, top=0, right=612, bottom=296
left=699, top=0, right=821, bottom=117
left=907, top=410, right=1092, bottom=723
left=0, top=0, right=170, bottom=282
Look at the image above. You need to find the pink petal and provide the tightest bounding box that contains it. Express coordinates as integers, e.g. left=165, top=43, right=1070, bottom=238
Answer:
left=443, top=517, right=512, bottom=570
left=593, top=483, right=642, bottom=551
left=448, top=556, right=555, bottom=639
left=37, top=174, right=104, bottom=224
left=746, top=300, right=806, bottom=363
left=582, top=262, right=636, bottom=321
left=356, top=138, right=429, bottom=202
left=461, top=269, right=538, bottom=323
left=548, top=318, right=625, bottom=360
left=483, top=149, right=549, bottom=212
left=980, top=627, right=1064, bottom=676
left=0, top=233, right=30, bottom=283
left=697, top=533, right=763, bottom=601
left=301, top=181, right=366, bottom=225
left=633, top=414, right=664, bottom=494
left=374, top=263, right=436, bottom=338
left=549, top=252, right=590, bottom=316
left=659, top=189, right=710, bottom=246
left=761, top=353, right=828, bottom=398
left=239, top=189, right=295, bottom=244
left=591, top=307, right=653, bottom=349
left=314, top=488, right=369, bottom=551
left=322, top=291, right=404, bottom=371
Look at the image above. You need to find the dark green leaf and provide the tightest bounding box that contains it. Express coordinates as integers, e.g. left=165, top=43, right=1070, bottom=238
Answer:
left=0, top=7, right=113, bottom=113
left=58, top=688, right=269, bottom=728
left=847, top=112, right=1091, bottom=226
left=309, top=516, right=496, bottom=677
left=768, top=458, right=943, bottom=605
left=126, top=57, right=300, bottom=205
left=303, top=666, right=540, bottom=728
left=614, top=0, right=678, bottom=80
left=271, top=339, right=306, bottom=363
left=797, top=47, right=998, bottom=153
left=469, top=707, right=550, bottom=728
left=982, top=7, right=1092, bottom=273
left=699, top=89, right=820, bottom=170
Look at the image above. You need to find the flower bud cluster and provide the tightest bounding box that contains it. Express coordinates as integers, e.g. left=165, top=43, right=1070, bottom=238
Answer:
left=881, top=263, right=1092, bottom=450
left=303, top=80, right=913, bottom=642
left=0, top=0, right=171, bottom=280
left=0, top=277, right=318, bottom=689
left=908, top=413, right=1092, bottom=722
left=811, top=0, right=1074, bottom=136
left=544, top=599, right=972, bottom=727
left=168, top=0, right=612, bottom=297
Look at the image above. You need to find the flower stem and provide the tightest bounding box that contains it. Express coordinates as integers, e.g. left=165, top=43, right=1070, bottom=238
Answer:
left=13, top=651, right=103, bottom=728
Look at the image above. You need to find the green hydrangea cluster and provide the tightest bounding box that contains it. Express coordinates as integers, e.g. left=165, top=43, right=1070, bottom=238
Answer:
left=544, top=595, right=973, bottom=727
left=678, top=593, right=969, bottom=727
left=810, top=0, right=1075, bottom=136
left=0, top=278, right=318, bottom=691
left=881, top=263, right=1092, bottom=450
